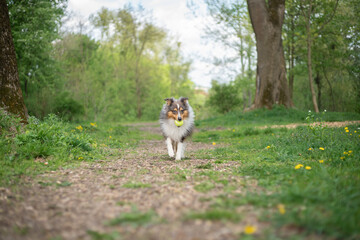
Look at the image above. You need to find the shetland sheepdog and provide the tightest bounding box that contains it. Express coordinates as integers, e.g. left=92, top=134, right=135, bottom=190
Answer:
left=159, top=97, right=195, bottom=160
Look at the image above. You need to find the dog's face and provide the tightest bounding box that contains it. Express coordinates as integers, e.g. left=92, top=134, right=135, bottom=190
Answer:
left=164, top=97, right=189, bottom=121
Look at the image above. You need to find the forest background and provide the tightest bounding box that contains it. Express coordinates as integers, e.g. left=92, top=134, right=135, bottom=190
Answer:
left=7, top=0, right=360, bottom=122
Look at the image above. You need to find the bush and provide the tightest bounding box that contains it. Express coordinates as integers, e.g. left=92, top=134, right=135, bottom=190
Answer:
left=207, top=81, right=241, bottom=114
left=53, top=92, right=84, bottom=121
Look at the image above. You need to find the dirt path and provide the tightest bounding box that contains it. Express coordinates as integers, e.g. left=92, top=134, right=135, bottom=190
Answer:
left=0, top=123, right=256, bottom=240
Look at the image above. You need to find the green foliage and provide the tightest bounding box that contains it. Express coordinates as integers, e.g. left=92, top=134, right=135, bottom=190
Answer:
left=53, top=92, right=84, bottom=121
left=8, top=0, right=67, bottom=117
left=207, top=80, right=242, bottom=114
left=0, top=108, right=22, bottom=134
left=284, top=0, right=360, bottom=112
left=53, top=5, right=195, bottom=121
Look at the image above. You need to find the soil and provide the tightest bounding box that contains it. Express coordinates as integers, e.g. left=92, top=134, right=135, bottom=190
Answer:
left=1, top=121, right=357, bottom=240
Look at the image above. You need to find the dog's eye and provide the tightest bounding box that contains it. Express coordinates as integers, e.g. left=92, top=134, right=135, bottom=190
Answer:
left=180, top=110, right=184, bottom=114
left=172, top=110, right=177, bottom=114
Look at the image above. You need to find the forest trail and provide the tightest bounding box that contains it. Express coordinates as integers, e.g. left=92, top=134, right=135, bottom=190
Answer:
left=0, top=123, right=256, bottom=240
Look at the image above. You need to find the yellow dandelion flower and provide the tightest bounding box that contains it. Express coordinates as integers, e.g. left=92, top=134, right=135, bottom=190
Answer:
left=212, top=142, right=216, bottom=146
left=232, top=129, right=235, bottom=132
left=354, top=131, right=357, bottom=133
left=78, top=157, right=83, bottom=160
left=266, top=146, right=270, bottom=149
left=319, top=160, right=324, bottom=163
left=90, top=122, right=97, bottom=127
left=305, top=166, right=311, bottom=170
left=76, top=125, right=83, bottom=131
left=346, top=130, right=349, bottom=133
left=319, top=147, right=325, bottom=151
left=340, top=157, right=345, bottom=160
left=345, top=127, right=348, bottom=130
left=349, top=150, right=353, bottom=154
left=308, top=148, right=312, bottom=151
left=244, top=225, right=256, bottom=235
left=277, top=204, right=286, bottom=215
left=295, top=164, right=304, bottom=169
left=109, top=136, right=112, bottom=139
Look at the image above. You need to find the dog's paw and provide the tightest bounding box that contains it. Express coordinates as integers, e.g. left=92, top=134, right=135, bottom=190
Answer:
left=175, top=156, right=181, bottom=161
left=168, top=152, right=175, bottom=158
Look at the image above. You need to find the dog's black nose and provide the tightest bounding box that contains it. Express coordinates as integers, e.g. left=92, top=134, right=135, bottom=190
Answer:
left=178, top=117, right=182, bottom=121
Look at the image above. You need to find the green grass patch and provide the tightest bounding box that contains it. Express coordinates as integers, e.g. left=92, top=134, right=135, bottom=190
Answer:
left=122, top=181, right=152, bottom=188
left=194, top=181, right=215, bottom=193
left=107, top=208, right=160, bottom=227
left=186, top=208, right=241, bottom=222
left=196, top=105, right=360, bottom=128
left=87, top=230, right=121, bottom=240
left=0, top=109, right=153, bottom=186
left=195, top=162, right=213, bottom=169
left=192, top=110, right=360, bottom=239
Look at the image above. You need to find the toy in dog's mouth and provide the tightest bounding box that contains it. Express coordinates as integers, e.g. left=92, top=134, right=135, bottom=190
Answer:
left=174, top=120, right=184, bottom=127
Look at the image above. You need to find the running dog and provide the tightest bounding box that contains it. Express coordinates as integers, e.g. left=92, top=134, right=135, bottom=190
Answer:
left=159, top=97, right=195, bottom=160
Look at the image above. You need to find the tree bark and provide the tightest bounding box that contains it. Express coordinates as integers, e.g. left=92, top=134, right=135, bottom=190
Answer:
left=288, top=15, right=295, bottom=100
left=305, top=3, right=319, bottom=113
left=315, top=72, right=321, bottom=111
left=247, top=0, right=293, bottom=109
left=0, top=0, right=27, bottom=122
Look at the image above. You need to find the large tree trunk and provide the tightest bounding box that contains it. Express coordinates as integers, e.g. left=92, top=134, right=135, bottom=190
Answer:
left=247, top=0, right=293, bottom=109
left=0, top=0, right=27, bottom=122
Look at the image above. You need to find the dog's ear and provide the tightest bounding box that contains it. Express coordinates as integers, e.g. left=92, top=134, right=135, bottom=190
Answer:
left=164, top=98, right=174, bottom=106
left=180, top=97, right=188, bottom=104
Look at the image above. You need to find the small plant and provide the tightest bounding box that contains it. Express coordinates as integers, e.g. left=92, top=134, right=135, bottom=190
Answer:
left=107, top=208, right=160, bottom=227
left=122, top=181, right=152, bottom=188
left=194, top=182, right=215, bottom=193
left=196, top=163, right=213, bottom=169
left=186, top=208, right=241, bottom=222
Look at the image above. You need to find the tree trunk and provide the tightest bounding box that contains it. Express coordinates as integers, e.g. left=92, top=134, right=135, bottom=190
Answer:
left=304, top=0, right=319, bottom=113
left=247, top=0, right=293, bottom=109
left=315, top=72, right=321, bottom=111
left=0, top=0, right=27, bottom=122
left=322, top=66, right=335, bottom=111
left=288, top=16, right=295, bottom=100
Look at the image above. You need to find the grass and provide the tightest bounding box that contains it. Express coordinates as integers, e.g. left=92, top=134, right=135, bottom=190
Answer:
left=107, top=208, right=161, bottom=227
left=191, top=109, right=360, bottom=239
left=122, top=181, right=152, bottom=188
left=0, top=109, right=153, bottom=186
left=196, top=105, right=360, bottom=128
left=186, top=208, right=241, bottom=222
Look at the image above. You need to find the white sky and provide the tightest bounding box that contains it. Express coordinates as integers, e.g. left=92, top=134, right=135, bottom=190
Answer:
left=65, top=0, right=236, bottom=88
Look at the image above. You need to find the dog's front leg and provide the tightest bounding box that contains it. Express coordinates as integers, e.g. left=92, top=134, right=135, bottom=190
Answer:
left=166, top=138, right=175, bottom=157
left=175, top=142, right=183, bottom=160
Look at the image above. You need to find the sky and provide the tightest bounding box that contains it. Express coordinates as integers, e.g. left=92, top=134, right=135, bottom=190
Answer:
left=65, top=0, right=235, bottom=88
